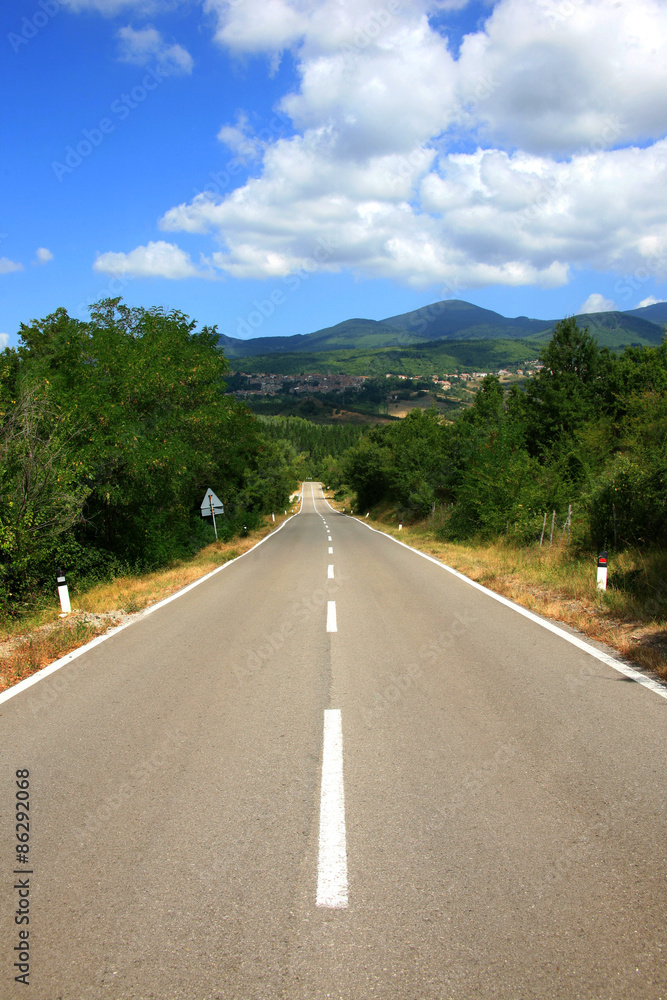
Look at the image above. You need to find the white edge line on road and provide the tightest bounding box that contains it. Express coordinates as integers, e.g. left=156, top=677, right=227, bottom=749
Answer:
left=0, top=511, right=299, bottom=708
left=318, top=493, right=667, bottom=703
left=326, top=601, right=337, bottom=632
left=316, top=709, right=348, bottom=908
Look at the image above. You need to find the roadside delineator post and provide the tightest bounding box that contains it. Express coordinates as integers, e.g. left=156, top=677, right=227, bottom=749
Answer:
left=272, top=512, right=275, bottom=522
left=56, top=570, right=71, bottom=616
left=597, top=551, right=608, bottom=591
left=398, top=520, right=403, bottom=531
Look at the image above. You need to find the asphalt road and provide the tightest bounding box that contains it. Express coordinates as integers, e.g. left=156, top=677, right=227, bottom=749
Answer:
left=2, top=482, right=666, bottom=999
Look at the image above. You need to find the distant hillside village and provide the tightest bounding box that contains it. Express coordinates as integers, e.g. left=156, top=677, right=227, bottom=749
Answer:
left=230, top=363, right=543, bottom=399
left=232, top=372, right=368, bottom=398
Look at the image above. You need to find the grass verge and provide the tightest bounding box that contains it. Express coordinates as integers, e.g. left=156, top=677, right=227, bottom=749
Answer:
left=0, top=511, right=294, bottom=696
left=323, top=493, right=667, bottom=683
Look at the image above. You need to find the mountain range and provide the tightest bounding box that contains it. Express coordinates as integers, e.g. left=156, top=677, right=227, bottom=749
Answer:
left=218, top=299, right=667, bottom=360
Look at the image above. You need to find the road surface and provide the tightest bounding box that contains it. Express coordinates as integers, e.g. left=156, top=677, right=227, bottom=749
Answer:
left=2, top=482, right=666, bottom=999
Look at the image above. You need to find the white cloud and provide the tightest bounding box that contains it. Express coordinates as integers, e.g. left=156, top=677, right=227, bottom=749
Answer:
left=454, top=0, right=667, bottom=155
left=637, top=295, right=665, bottom=308
left=35, top=247, right=53, bottom=264
left=117, top=25, right=193, bottom=75
left=217, top=114, right=264, bottom=160
left=149, top=0, right=667, bottom=292
left=93, top=241, right=213, bottom=279
left=0, top=257, right=23, bottom=274
left=0, top=334, right=9, bottom=348
left=579, top=293, right=616, bottom=314
left=204, top=0, right=667, bottom=157
left=159, top=133, right=667, bottom=289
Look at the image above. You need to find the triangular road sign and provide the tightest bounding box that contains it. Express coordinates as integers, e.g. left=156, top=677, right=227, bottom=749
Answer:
left=201, top=488, right=224, bottom=516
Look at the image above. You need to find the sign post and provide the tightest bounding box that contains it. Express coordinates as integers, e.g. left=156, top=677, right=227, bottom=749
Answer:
left=201, top=488, right=224, bottom=541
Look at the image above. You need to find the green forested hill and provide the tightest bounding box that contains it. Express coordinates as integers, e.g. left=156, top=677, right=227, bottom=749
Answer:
left=230, top=338, right=546, bottom=376
left=219, top=297, right=665, bottom=359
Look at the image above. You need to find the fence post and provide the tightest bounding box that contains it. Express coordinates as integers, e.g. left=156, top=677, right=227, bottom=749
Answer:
left=549, top=510, right=556, bottom=547
left=540, top=512, right=547, bottom=547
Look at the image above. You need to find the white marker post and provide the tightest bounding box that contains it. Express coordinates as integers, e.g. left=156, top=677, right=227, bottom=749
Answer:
left=272, top=512, right=275, bottom=522
left=398, top=519, right=403, bottom=531
left=56, top=570, right=71, bottom=616
left=201, top=488, right=224, bottom=541
left=597, top=551, right=608, bottom=591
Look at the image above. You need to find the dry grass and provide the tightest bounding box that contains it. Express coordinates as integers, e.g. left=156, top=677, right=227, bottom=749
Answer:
left=0, top=617, right=112, bottom=695
left=0, top=511, right=294, bottom=695
left=323, top=493, right=667, bottom=684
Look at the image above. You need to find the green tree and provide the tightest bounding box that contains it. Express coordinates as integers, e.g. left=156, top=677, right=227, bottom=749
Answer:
left=0, top=385, right=89, bottom=606
left=523, top=317, right=610, bottom=454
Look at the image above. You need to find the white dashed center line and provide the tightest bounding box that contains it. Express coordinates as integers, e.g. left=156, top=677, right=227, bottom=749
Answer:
left=328, top=564, right=334, bottom=579
left=328, top=546, right=333, bottom=555
left=316, top=709, right=348, bottom=909
left=326, top=601, right=337, bottom=632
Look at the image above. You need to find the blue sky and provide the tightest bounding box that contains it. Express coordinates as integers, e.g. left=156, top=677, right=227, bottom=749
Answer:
left=3, top=0, right=667, bottom=349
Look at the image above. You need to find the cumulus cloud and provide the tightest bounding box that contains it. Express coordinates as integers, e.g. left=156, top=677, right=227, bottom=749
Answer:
left=35, top=247, right=53, bottom=264
left=455, top=0, right=667, bottom=155
left=147, top=0, right=667, bottom=292
left=579, top=293, right=616, bottom=314
left=159, top=131, right=667, bottom=288
left=217, top=114, right=265, bottom=160
left=117, top=26, right=193, bottom=75
left=0, top=334, right=9, bottom=348
left=637, top=295, right=665, bottom=308
left=93, top=241, right=213, bottom=279
left=0, top=257, right=23, bottom=274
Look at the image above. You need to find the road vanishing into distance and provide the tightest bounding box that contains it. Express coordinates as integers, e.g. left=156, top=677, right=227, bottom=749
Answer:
left=2, top=482, right=666, bottom=1000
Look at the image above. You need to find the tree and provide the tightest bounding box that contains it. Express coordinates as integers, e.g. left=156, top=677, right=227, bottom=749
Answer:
left=523, top=317, right=610, bottom=454
left=0, top=385, right=89, bottom=605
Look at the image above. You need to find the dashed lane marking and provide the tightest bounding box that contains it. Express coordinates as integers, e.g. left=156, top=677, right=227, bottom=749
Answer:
left=316, top=709, right=348, bottom=909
